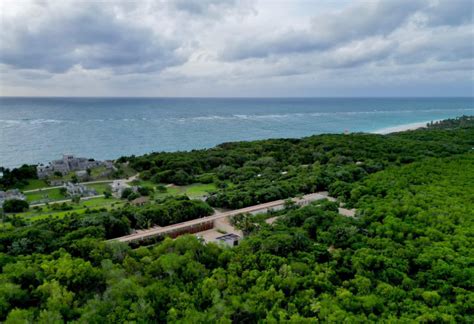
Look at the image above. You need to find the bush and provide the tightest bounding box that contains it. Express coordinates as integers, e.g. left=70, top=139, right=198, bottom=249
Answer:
left=196, top=173, right=215, bottom=184
left=156, top=185, right=167, bottom=193
left=50, top=202, right=73, bottom=211
left=137, top=186, right=152, bottom=196
left=127, top=192, right=140, bottom=201
left=121, top=188, right=134, bottom=199
left=2, top=199, right=29, bottom=213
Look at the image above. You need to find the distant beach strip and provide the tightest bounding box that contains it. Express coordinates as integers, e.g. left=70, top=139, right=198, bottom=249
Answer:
left=372, top=120, right=442, bottom=134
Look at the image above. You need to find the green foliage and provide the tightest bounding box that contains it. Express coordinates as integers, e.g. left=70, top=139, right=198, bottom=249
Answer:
left=0, top=164, right=37, bottom=190
left=120, top=188, right=134, bottom=200
left=50, top=202, right=73, bottom=211
left=426, top=115, right=474, bottom=129
left=137, top=186, right=152, bottom=196
left=155, top=185, right=167, bottom=193
left=116, top=196, right=213, bottom=229
left=2, top=199, right=29, bottom=213
left=1, top=152, right=471, bottom=322
left=59, top=187, right=67, bottom=196
left=0, top=118, right=472, bottom=322
left=126, top=121, right=474, bottom=209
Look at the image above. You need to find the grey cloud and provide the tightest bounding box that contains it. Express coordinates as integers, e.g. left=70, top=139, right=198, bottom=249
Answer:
left=221, top=0, right=472, bottom=61
left=424, top=0, right=473, bottom=26
left=0, top=0, right=472, bottom=97
left=311, top=0, right=424, bottom=45
left=222, top=0, right=423, bottom=60
left=394, top=26, right=474, bottom=65
left=0, top=2, right=184, bottom=73
left=222, top=30, right=325, bottom=61
left=320, top=38, right=397, bottom=69
left=171, top=0, right=238, bottom=15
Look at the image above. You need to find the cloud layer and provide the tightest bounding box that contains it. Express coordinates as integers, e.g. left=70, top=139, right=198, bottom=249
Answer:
left=0, top=0, right=472, bottom=96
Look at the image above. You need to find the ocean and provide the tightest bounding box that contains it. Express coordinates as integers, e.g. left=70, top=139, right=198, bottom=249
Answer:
left=0, top=97, right=473, bottom=168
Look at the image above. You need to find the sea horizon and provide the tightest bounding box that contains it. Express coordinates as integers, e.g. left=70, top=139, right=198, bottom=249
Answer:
left=1, top=95, right=473, bottom=99
left=1, top=96, right=473, bottom=168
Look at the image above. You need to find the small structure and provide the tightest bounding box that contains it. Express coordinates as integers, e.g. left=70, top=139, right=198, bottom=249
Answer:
left=215, top=233, right=241, bottom=247
left=64, top=182, right=97, bottom=197
left=111, top=180, right=130, bottom=198
left=49, top=180, right=64, bottom=186
left=103, top=160, right=115, bottom=169
left=0, top=189, right=26, bottom=205
left=75, top=170, right=89, bottom=181
left=131, top=196, right=149, bottom=206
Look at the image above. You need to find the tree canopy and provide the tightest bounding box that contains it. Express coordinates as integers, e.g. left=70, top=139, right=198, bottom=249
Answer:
left=0, top=116, right=473, bottom=322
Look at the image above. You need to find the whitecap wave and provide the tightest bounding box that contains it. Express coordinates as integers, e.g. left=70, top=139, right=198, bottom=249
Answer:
left=29, top=119, right=63, bottom=124
left=169, top=107, right=474, bottom=123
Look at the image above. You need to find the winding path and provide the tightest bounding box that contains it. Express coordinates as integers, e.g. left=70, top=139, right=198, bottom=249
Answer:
left=30, top=195, right=105, bottom=207
left=23, top=174, right=138, bottom=194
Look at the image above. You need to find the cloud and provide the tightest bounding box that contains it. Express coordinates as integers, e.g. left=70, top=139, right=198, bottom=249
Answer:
left=0, top=1, right=188, bottom=73
left=0, top=0, right=472, bottom=97
left=220, top=0, right=420, bottom=60
left=169, top=0, right=243, bottom=16
left=0, top=0, right=250, bottom=74
left=220, top=0, right=472, bottom=61
left=393, top=25, right=474, bottom=64
left=423, top=0, right=474, bottom=26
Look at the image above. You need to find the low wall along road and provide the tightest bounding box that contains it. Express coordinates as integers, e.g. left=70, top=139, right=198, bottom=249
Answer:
left=112, top=192, right=354, bottom=244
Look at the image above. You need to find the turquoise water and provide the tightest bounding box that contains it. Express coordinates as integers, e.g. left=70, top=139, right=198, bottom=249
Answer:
left=0, top=97, right=473, bottom=168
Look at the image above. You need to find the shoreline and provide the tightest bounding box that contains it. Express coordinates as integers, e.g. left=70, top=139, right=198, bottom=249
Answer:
left=0, top=118, right=457, bottom=169
left=371, top=120, right=440, bottom=134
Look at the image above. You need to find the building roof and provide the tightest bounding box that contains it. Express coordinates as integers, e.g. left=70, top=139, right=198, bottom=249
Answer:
left=216, top=233, right=240, bottom=242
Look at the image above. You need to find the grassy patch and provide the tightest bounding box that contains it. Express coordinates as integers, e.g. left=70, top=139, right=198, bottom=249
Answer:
left=130, top=179, right=156, bottom=188
left=116, top=164, right=136, bottom=178
left=21, top=179, right=49, bottom=191
left=184, top=183, right=217, bottom=198
left=85, top=182, right=112, bottom=194
left=25, top=188, right=67, bottom=203
left=20, top=196, right=124, bottom=220
left=166, top=186, right=181, bottom=195
left=148, top=183, right=217, bottom=199
left=90, top=166, right=107, bottom=178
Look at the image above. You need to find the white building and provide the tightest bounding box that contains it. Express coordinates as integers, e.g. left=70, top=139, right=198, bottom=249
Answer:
left=215, top=233, right=241, bottom=247
left=111, top=180, right=131, bottom=198
left=64, top=182, right=97, bottom=197
left=0, top=189, right=26, bottom=205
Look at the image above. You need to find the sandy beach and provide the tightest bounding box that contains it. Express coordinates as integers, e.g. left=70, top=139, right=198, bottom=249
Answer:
left=372, top=120, right=440, bottom=134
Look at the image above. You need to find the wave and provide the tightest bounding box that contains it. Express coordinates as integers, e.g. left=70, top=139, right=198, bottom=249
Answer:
left=0, top=107, right=472, bottom=126
left=0, top=119, right=22, bottom=125
left=29, top=119, right=63, bottom=124
left=178, top=108, right=474, bottom=122
left=0, top=118, right=64, bottom=124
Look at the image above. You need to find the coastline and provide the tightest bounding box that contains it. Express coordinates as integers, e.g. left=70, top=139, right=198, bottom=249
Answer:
left=1, top=97, right=472, bottom=169
left=372, top=120, right=440, bottom=134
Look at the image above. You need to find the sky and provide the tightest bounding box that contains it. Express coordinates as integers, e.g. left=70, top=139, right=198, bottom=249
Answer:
left=0, top=0, right=473, bottom=97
